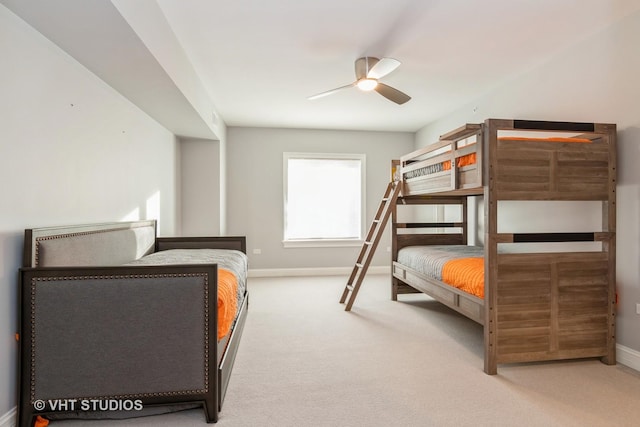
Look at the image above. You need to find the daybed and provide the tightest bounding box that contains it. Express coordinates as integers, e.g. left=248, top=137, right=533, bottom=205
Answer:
left=17, top=220, right=248, bottom=426
left=391, top=118, right=616, bottom=374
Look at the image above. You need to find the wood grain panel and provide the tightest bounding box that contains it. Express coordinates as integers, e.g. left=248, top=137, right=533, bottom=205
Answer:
left=557, top=258, right=609, bottom=352
left=396, top=233, right=463, bottom=249
left=459, top=296, right=482, bottom=321
left=459, top=167, right=480, bottom=187
left=558, top=314, right=608, bottom=332
left=493, top=252, right=612, bottom=363
left=405, top=174, right=452, bottom=195
left=494, top=139, right=611, bottom=200
left=497, top=335, right=550, bottom=355
left=559, top=331, right=608, bottom=351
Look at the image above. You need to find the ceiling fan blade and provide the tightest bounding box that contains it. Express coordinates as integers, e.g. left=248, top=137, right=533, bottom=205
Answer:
left=355, top=57, right=379, bottom=80
left=367, top=57, right=401, bottom=79
left=375, top=82, right=411, bottom=105
left=308, top=83, right=356, bottom=100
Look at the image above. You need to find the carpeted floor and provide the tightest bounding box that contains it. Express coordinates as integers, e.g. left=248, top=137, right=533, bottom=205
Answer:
left=50, top=274, right=640, bottom=427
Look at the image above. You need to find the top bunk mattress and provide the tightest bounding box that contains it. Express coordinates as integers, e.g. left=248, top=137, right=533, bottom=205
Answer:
left=397, top=245, right=484, bottom=298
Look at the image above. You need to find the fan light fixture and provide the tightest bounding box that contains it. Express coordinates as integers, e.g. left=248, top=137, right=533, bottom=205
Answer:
left=308, top=57, right=411, bottom=105
left=356, top=78, right=378, bottom=91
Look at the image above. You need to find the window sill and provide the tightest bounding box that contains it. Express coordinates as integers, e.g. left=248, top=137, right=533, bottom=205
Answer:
left=283, top=239, right=363, bottom=248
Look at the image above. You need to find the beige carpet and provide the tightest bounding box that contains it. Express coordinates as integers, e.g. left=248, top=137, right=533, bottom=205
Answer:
left=51, top=274, right=640, bottom=427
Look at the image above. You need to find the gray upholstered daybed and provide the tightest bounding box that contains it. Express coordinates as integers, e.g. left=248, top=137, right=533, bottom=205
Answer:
left=17, top=220, right=248, bottom=427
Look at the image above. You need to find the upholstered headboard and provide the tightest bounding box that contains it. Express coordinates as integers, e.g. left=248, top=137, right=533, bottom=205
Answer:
left=23, top=220, right=157, bottom=268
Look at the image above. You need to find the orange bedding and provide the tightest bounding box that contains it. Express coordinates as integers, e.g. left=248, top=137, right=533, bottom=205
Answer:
left=442, top=152, right=476, bottom=170
left=217, top=268, right=238, bottom=340
left=442, top=257, right=484, bottom=298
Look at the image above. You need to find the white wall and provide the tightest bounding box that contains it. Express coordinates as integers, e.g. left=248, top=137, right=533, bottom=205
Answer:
left=415, top=10, right=640, bottom=354
left=179, top=138, right=221, bottom=236
left=0, top=4, right=179, bottom=415
left=226, top=127, right=414, bottom=271
left=112, top=0, right=226, bottom=141
left=219, top=129, right=228, bottom=234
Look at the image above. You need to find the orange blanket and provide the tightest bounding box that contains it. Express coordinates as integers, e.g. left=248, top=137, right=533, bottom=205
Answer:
left=442, top=153, right=476, bottom=170
left=441, top=257, right=484, bottom=298
left=218, top=268, right=238, bottom=340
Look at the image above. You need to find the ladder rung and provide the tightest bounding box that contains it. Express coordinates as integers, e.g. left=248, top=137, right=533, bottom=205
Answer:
left=355, top=263, right=363, bottom=268
left=346, top=285, right=354, bottom=291
left=364, top=241, right=372, bottom=245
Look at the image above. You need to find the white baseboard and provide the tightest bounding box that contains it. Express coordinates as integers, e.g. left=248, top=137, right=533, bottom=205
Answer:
left=617, top=343, right=640, bottom=372
left=0, top=407, right=16, bottom=427
left=249, top=265, right=390, bottom=278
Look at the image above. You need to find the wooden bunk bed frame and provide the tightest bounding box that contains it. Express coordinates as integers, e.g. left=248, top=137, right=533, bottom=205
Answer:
left=391, top=118, right=616, bottom=374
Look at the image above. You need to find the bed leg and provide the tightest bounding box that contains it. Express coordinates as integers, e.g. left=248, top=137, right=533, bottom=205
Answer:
left=484, top=317, right=497, bottom=374
left=391, top=277, right=398, bottom=301
left=601, top=325, right=616, bottom=365
left=484, top=346, right=497, bottom=375
left=600, top=356, right=615, bottom=366
left=203, top=399, right=219, bottom=423
left=601, top=348, right=616, bottom=366
left=17, top=408, right=33, bottom=427
left=484, top=361, right=497, bottom=375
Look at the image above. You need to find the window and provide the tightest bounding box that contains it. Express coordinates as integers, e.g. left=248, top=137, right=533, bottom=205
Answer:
left=283, top=152, right=365, bottom=247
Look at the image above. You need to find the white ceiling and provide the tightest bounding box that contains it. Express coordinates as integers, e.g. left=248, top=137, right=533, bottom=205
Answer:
left=154, top=0, right=640, bottom=132
left=4, top=0, right=640, bottom=135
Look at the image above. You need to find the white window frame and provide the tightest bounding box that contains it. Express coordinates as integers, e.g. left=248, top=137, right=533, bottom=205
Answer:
left=283, top=152, right=366, bottom=248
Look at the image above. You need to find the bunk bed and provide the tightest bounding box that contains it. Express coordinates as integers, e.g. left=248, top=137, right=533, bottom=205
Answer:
left=391, top=118, right=616, bottom=374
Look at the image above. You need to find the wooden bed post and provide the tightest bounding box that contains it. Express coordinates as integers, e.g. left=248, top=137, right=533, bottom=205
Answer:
left=483, top=118, right=505, bottom=375
left=391, top=195, right=399, bottom=301
left=461, top=197, right=468, bottom=246
left=600, top=123, right=617, bottom=365
left=391, top=160, right=400, bottom=301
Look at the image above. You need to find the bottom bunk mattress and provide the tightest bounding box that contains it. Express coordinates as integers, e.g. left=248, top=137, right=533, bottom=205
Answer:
left=127, top=248, right=248, bottom=340
left=397, top=245, right=484, bottom=298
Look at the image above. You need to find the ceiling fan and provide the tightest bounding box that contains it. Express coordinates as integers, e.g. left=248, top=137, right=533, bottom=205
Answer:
left=308, top=57, right=411, bottom=105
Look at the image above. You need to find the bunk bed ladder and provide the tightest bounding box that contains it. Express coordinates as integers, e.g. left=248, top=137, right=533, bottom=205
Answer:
left=340, top=181, right=401, bottom=311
